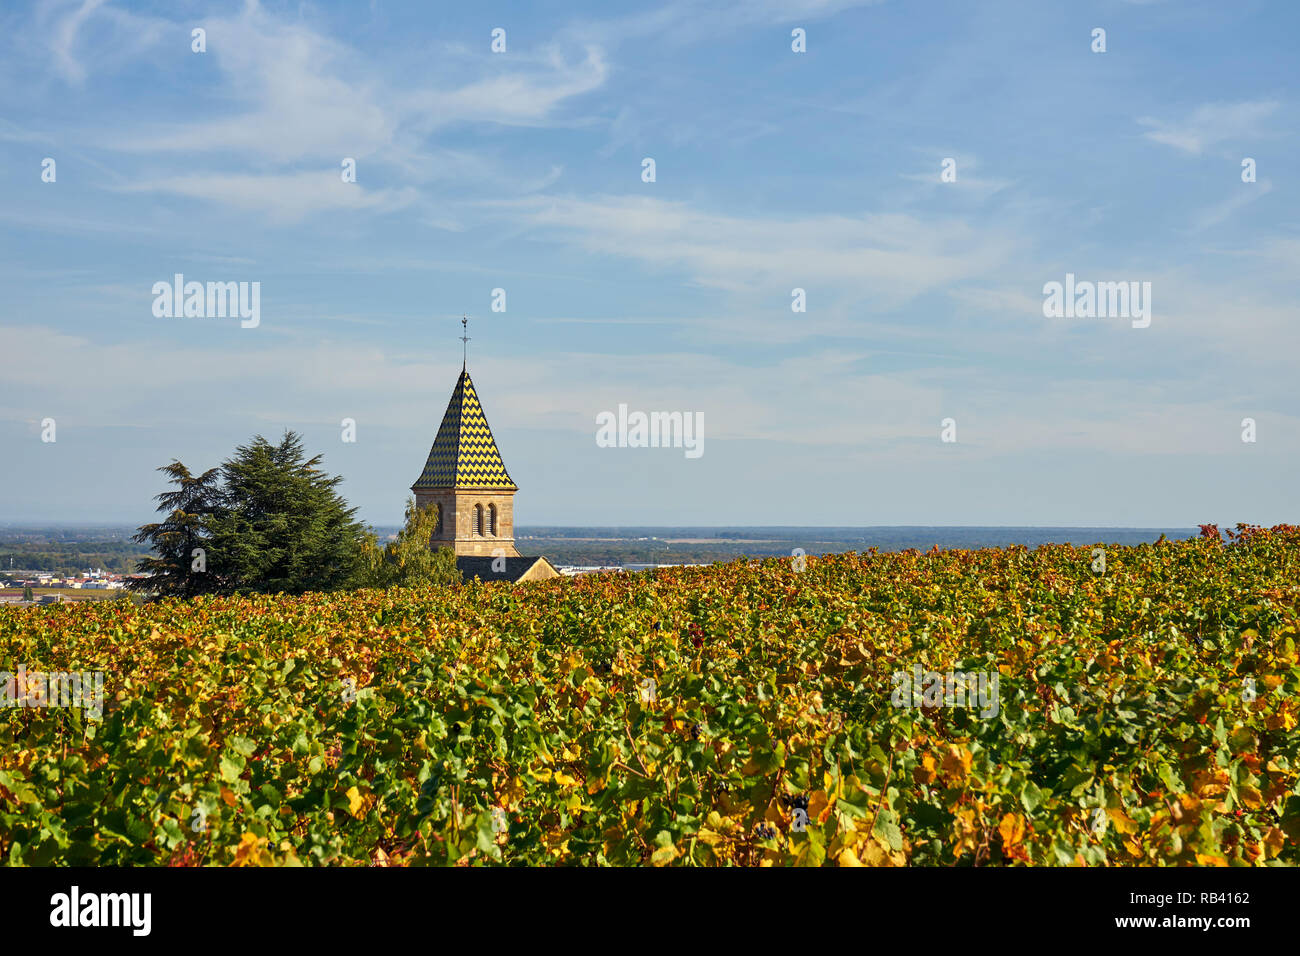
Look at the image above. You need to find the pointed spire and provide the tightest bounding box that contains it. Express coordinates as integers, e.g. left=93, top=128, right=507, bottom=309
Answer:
left=460, top=316, right=470, bottom=371
left=412, top=367, right=516, bottom=491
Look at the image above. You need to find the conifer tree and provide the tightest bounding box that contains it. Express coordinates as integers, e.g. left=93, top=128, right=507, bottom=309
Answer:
left=127, top=462, right=221, bottom=598
left=130, top=431, right=369, bottom=598
left=205, top=432, right=368, bottom=595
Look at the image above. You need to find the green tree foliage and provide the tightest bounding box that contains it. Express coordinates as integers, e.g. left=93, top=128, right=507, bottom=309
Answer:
left=205, top=433, right=368, bottom=595
left=127, top=463, right=221, bottom=599
left=130, top=432, right=369, bottom=598
left=358, top=498, right=460, bottom=589
left=21, top=586, right=33, bottom=602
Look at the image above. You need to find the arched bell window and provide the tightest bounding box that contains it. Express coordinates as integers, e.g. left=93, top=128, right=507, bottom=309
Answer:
left=473, top=504, right=484, bottom=536
left=488, top=503, right=497, bottom=536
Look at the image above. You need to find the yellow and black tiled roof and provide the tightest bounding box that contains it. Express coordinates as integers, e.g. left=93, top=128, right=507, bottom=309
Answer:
left=412, top=370, right=517, bottom=491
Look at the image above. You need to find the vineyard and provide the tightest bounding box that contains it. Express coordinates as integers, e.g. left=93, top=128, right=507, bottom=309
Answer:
left=1, top=526, right=1297, bottom=866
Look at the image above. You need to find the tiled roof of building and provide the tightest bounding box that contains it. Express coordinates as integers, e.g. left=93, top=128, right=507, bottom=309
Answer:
left=456, top=556, right=556, bottom=583
left=412, top=369, right=517, bottom=490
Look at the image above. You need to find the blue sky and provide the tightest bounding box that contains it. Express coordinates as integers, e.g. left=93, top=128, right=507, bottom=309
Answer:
left=1, top=0, right=1297, bottom=527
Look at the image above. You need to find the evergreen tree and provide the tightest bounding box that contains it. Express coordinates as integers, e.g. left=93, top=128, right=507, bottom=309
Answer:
left=130, top=432, right=369, bottom=598
left=204, top=432, right=368, bottom=595
left=127, top=463, right=222, bottom=598
left=359, top=499, right=460, bottom=589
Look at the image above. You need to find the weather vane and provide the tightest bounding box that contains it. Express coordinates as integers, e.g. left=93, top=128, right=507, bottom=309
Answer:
left=460, top=315, right=470, bottom=370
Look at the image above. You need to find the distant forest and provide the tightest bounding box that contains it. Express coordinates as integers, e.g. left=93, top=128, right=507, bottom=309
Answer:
left=518, top=526, right=1201, bottom=567
left=0, top=528, right=150, bottom=575
left=0, top=524, right=1200, bottom=577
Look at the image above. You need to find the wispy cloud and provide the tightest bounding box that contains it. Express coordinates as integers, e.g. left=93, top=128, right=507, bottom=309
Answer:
left=115, top=171, right=419, bottom=226
left=1190, top=179, right=1273, bottom=231
left=40, top=0, right=168, bottom=85
left=107, top=23, right=606, bottom=162
left=489, top=193, right=1018, bottom=302
left=1138, top=100, right=1280, bottom=155
left=64, top=2, right=606, bottom=222
left=46, top=0, right=107, bottom=84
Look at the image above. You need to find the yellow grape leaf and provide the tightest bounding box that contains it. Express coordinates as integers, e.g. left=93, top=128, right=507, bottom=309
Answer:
left=859, top=837, right=906, bottom=867
left=836, top=846, right=864, bottom=866
left=1107, top=808, right=1138, bottom=835
left=696, top=829, right=726, bottom=847
left=1192, top=769, right=1229, bottom=798
left=553, top=771, right=578, bottom=787
left=1238, top=785, right=1263, bottom=809
left=823, top=770, right=842, bottom=799
left=913, top=752, right=938, bottom=785
left=231, top=832, right=270, bottom=867
left=220, top=787, right=237, bottom=808
left=650, top=841, right=679, bottom=866
left=500, top=775, right=526, bottom=808
left=1266, top=710, right=1297, bottom=732
left=1263, top=828, right=1286, bottom=859
left=998, top=812, right=1025, bottom=847
left=941, top=745, right=972, bottom=783
left=345, top=785, right=366, bottom=817
left=807, top=790, right=831, bottom=825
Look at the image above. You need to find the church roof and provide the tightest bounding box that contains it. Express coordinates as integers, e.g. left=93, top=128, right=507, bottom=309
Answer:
left=412, top=369, right=517, bottom=490
left=456, top=555, right=558, bottom=583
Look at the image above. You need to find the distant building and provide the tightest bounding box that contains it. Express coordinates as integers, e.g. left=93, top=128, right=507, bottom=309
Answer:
left=458, top=556, right=560, bottom=583
left=410, top=330, right=558, bottom=584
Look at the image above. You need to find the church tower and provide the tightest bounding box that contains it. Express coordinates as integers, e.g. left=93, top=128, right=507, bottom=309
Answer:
left=411, top=365, right=522, bottom=558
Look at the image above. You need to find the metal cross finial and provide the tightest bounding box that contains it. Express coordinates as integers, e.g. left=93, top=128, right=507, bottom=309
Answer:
left=460, top=315, right=470, bottom=370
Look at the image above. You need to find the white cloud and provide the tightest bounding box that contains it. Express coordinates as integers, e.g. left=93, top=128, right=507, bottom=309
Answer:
left=101, top=7, right=605, bottom=165
left=1138, top=100, right=1280, bottom=155
left=0, top=117, right=51, bottom=143
left=488, top=194, right=1018, bottom=302
left=899, top=152, right=1013, bottom=198
left=9, top=319, right=1289, bottom=461
left=40, top=0, right=168, bottom=85
left=1190, top=179, right=1273, bottom=231
left=567, top=0, right=885, bottom=50
left=46, top=0, right=107, bottom=84
left=115, top=171, right=419, bottom=226
left=403, top=46, right=607, bottom=131
left=70, top=3, right=606, bottom=223
left=946, top=285, right=1043, bottom=319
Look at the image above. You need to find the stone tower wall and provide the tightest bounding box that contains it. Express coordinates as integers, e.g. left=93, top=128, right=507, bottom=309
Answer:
left=413, top=488, right=521, bottom=557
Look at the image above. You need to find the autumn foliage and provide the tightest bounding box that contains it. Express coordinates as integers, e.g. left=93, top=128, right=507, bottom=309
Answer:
left=1, top=525, right=1298, bottom=866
